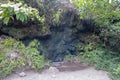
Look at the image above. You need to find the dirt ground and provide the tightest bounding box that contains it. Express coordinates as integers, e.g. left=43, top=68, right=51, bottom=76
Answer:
left=2, top=62, right=110, bottom=80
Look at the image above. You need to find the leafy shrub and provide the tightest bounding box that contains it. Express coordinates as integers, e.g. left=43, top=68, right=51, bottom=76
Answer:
left=0, top=2, right=45, bottom=26
left=0, top=36, right=49, bottom=77
left=111, top=65, right=120, bottom=80
left=72, top=0, right=120, bottom=27
left=100, top=24, right=120, bottom=53
left=64, top=54, right=81, bottom=63
left=77, top=42, right=120, bottom=80
left=73, top=1, right=120, bottom=79
left=64, top=54, right=75, bottom=62
left=72, top=1, right=120, bottom=53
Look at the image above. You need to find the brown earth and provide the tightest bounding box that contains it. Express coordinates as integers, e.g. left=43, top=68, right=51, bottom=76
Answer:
left=2, top=62, right=110, bottom=80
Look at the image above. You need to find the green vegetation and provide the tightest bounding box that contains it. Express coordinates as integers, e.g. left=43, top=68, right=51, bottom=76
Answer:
left=72, top=0, right=120, bottom=80
left=73, top=0, right=120, bottom=27
left=0, top=0, right=46, bottom=33
left=72, top=0, right=120, bottom=47
left=52, top=11, right=61, bottom=26
left=0, top=37, right=49, bottom=77
left=0, top=0, right=48, bottom=78
left=77, top=42, right=120, bottom=80
left=0, top=0, right=120, bottom=80
left=0, top=2, right=45, bottom=25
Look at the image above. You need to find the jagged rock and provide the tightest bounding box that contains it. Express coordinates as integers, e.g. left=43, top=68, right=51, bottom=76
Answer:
left=19, top=72, right=26, bottom=77
left=25, top=0, right=79, bottom=27
left=0, top=24, right=50, bottom=39
left=0, top=0, right=79, bottom=39
left=22, top=0, right=81, bottom=61
left=6, top=51, right=20, bottom=60
left=42, top=67, right=59, bottom=74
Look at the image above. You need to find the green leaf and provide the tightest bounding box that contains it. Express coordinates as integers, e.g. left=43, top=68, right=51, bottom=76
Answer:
left=3, top=17, right=10, bottom=25
left=20, top=14, right=25, bottom=22
left=16, top=13, right=21, bottom=20
left=24, top=15, right=27, bottom=21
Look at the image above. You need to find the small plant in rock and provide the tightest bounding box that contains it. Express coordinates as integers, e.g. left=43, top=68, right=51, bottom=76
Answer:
left=64, top=54, right=81, bottom=63
left=64, top=54, right=75, bottom=62
left=52, top=11, right=61, bottom=26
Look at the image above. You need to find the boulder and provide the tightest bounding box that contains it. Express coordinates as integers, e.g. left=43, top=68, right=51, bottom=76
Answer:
left=0, top=0, right=83, bottom=61
left=19, top=72, right=26, bottom=77
left=22, top=0, right=81, bottom=61
left=42, top=67, right=59, bottom=74
left=25, top=0, right=79, bottom=27
left=0, top=0, right=80, bottom=39
left=6, top=51, right=20, bottom=60
left=0, top=23, right=50, bottom=39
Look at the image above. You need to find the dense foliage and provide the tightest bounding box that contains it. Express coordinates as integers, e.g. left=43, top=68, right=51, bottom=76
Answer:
left=0, top=2, right=44, bottom=25
left=0, top=0, right=120, bottom=80
left=0, top=0, right=46, bottom=32
left=77, top=42, right=120, bottom=80
left=73, top=0, right=120, bottom=27
left=0, top=36, right=49, bottom=77
left=72, top=0, right=120, bottom=80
